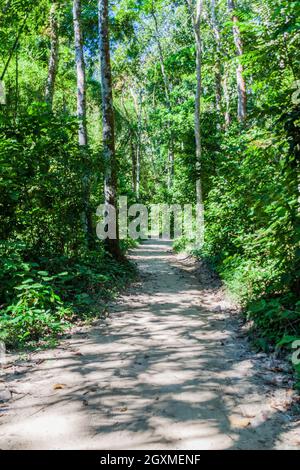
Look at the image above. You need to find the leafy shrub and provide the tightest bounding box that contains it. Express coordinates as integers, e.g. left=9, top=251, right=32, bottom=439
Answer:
left=0, top=241, right=137, bottom=347
left=0, top=107, right=137, bottom=348
left=247, top=297, right=300, bottom=344
left=194, top=121, right=299, bottom=348
left=1, top=276, right=72, bottom=347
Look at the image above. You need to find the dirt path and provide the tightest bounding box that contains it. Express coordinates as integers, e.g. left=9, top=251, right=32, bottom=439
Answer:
left=0, top=240, right=299, bottom=449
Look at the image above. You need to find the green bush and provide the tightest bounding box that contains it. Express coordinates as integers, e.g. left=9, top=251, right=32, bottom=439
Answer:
left=0, top=106, right=137, bottom=348
left=195, top=121, right=299, bottom=348
left=0, top=240, right=136, bottom=347
left=1, top=276, right=72, bottom=347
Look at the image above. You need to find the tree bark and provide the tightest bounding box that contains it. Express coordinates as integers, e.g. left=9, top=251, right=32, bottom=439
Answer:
left=130, top=134, right=137, bottom=194
left=73, top=0, right=93, bottom=246
left=136, top=143, right=140, bottom=199
left=150, top=4, right=174, bottom=189
left=228, top=0, right=247, bottom=121
left=129, top=87, right=142, bottom=199
left=45, top=1, right=59, bottom=109
left=187, top=0, right=203, bottom=205
left=150, top=8, right=170, bottom=104
left=73, top=0, right=87, bottom=147
left=98, top=0, right=121, bottom=259
left=210, top=0, right=222, bottom=114
left=223, top=65, right=231, bottom=128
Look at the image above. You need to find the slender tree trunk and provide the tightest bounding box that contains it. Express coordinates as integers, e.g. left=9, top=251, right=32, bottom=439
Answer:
left=151, top=8, right=170, bottom=103
left=136, top=92, right=142, bottom=199
left=73, top=0, right=87, bottom=146
left=210, top=0, right=222, bottom=114
left=223, top=66, right=231, bottom=128
left=129, top=87, right=142, bottom=199
left=120, top=91, right=139, bottom=198
left=45, top=1, right=59, bottom=108
left=151, top=5, right=174, bottom=189
left=73, top=0, right=93, bottom=246
left=187, top=0, right=203, bottom=205
left=136, top=144, right=140, bottom=199
left=167, top=147, right=174, bottom=189
left=228, top=0, right=247, bottom=121
left=98, top=0, right=121, bottom=259
left=131, top=134, right=137, bottom=194
left=15, top=44, right=19, bottom=120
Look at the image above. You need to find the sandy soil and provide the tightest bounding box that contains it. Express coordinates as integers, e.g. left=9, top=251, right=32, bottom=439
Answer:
left=0, top=239, right=299, bottom=449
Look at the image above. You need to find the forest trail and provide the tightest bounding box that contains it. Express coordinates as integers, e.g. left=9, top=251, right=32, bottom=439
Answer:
left=0, top=240, right=299, bottom=450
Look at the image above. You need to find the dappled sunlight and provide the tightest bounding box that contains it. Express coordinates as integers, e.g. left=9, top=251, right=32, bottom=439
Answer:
left=1, top=240, right=298, bottom=450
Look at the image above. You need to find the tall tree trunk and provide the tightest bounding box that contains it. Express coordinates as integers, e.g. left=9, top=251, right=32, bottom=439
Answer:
left=167, top=147, right=174, bottom=189
left=210, top=0, right=222, bottom=114
left=73, top=0, right=93, bottom=246
left=223, top=65, right=231, bottom=128
left=187, top=0, right=203, bottom=205
left=45, top=1, right=59, bottom=108
left=73, top=0, right=87, bottom=147
left=150, top=8, right=170, bottom=103
left=136, top=143, right=140, bottom=199
left=129, top=87, right=142, bottom=199
left=136, top=91, right=142, bottom=200
left=150, top=4, right=174, bottom=189
left=98, top=0, right=121, bottom=259
left=130, top=134, right=137, bottom=194
left=228, top=0, right=247, bottom=121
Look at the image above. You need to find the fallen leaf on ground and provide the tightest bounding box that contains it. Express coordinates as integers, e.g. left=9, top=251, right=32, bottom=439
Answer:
left=120, top=407, right=127, bottom=412
left=229, top=415, right=251, bottom=428
left=35, top=359, right=45, bottom=365
left=53, top=383, right=66, bottom=390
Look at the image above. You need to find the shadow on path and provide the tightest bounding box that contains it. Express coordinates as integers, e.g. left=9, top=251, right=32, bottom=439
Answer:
left=0, top=240, right=299, bottom=449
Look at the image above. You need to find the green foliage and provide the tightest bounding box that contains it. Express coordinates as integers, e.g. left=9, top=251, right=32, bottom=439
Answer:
left=0, top=104, right=93, bottom=254
left=247, top=297, right=299, bottom=344
left=0, top=0, right=299, bottom=364
left=197, top=119, right=299, bottom=347
left=0, top=240, right=136, bottom=347
left=1, top=276, right=72, bottom=347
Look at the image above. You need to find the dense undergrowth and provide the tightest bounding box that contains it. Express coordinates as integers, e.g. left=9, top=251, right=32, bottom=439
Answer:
left=0, top=108, right=137, bottom=348
left=0, top=240, right=136, bottom=348
left=174, top=110, right=300, bottom=385
left=202, top=122, right=299, bottom=346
